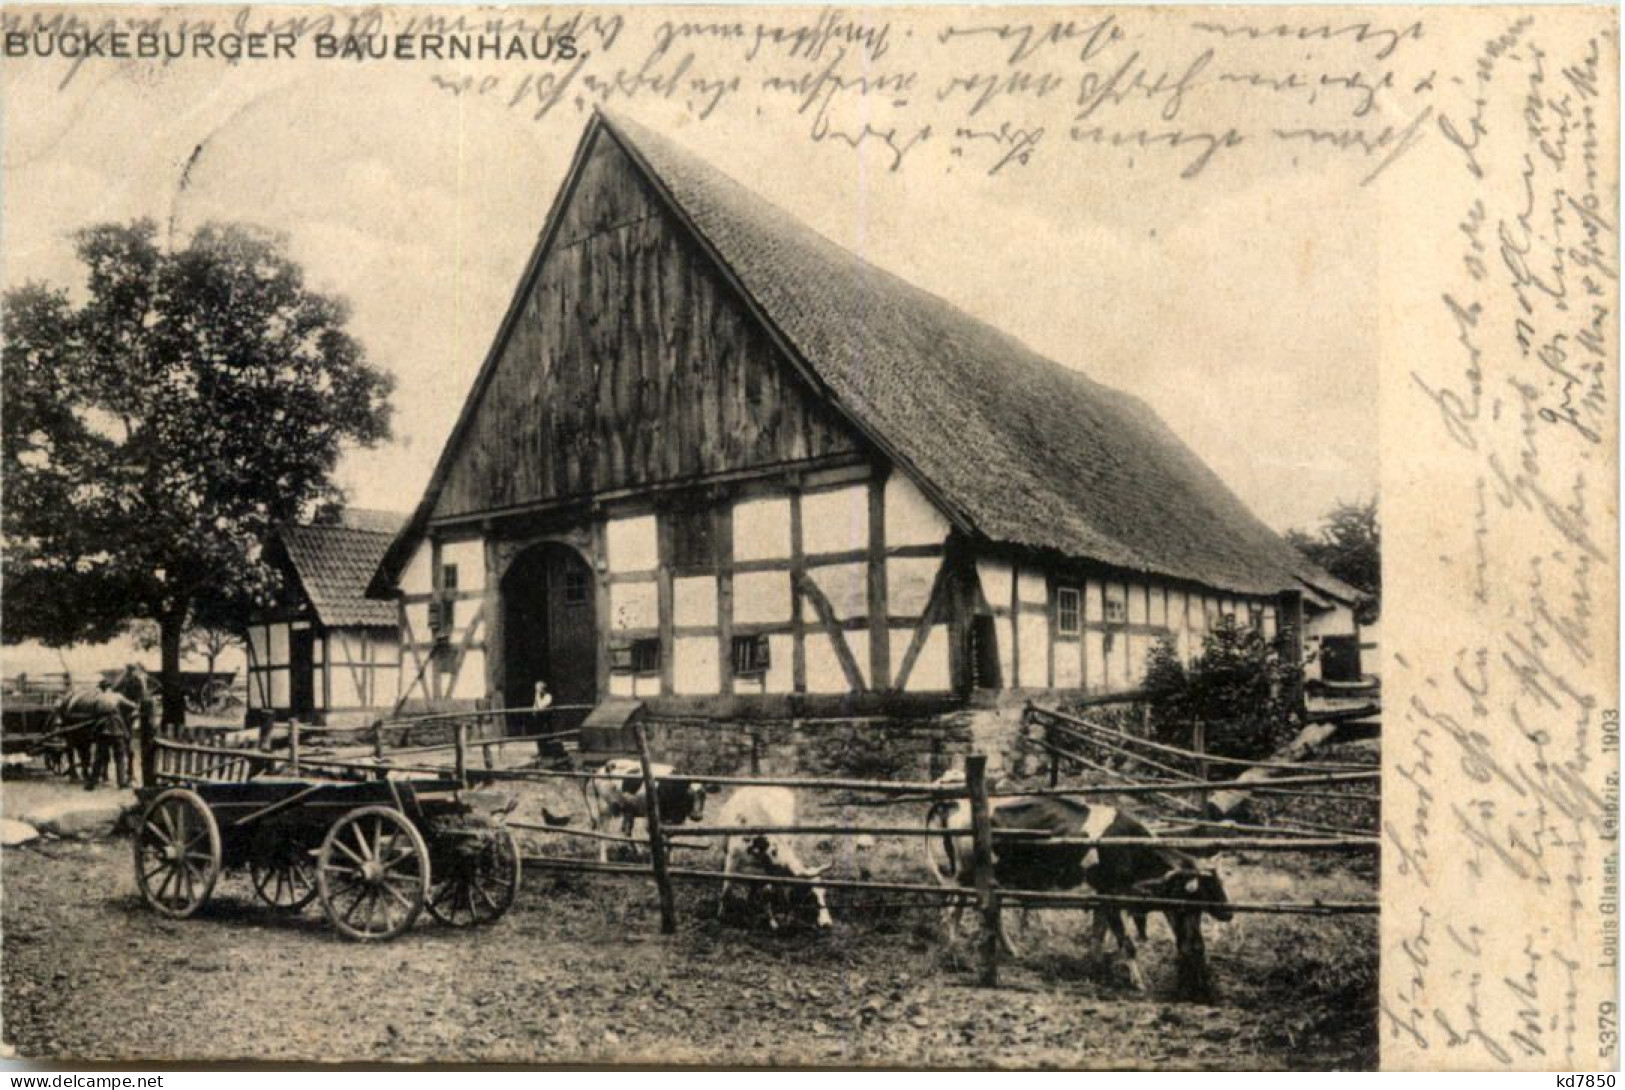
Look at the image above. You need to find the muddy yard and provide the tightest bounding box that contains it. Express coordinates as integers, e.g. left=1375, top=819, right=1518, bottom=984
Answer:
left=1, top=773, right=1377, bottom=1069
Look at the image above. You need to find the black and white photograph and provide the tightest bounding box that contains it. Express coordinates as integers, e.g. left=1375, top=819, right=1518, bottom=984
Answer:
left=0, top=3, right=1615, bottom=1071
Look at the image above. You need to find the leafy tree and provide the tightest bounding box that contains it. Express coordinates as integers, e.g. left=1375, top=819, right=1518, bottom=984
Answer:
left=128, top=603, right=242, bottom=683
left=3, top=220, right=393, bottom=724
left=1142, top=621, right=1303, bottom=762
left=1286, top=498, right=1380, bottom=623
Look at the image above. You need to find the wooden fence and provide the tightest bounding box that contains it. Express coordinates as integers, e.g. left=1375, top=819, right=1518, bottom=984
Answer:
left=139, top=701, right=1380, bottom=991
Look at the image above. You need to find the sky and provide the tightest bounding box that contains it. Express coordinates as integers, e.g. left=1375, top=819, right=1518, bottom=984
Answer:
left=1, top=6, right=1382, bottom=672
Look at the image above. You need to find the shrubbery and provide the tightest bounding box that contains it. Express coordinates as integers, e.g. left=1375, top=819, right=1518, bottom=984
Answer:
left=1141, top=618, right=1303, bottom=763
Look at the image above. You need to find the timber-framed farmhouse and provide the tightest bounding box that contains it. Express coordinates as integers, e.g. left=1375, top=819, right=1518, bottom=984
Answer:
left=368, top=111, right=1361, bottom=733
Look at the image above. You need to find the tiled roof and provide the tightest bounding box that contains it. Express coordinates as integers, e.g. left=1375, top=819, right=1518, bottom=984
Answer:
left=280, top=513, right=405, bottom=628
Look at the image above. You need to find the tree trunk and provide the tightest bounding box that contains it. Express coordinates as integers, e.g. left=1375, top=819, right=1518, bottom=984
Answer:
left=159, top=610, right=187, bottom=727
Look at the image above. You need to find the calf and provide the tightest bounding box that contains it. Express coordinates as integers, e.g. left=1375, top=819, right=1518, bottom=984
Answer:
left=581, top=758, right=711, bottom=862
left=925, top=777, right=1230, bottom=997
left=716, top=786, right=834, bottom=931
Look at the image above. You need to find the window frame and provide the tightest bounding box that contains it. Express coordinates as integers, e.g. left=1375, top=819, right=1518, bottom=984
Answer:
left=1056, top=586, right=1081, bottom=636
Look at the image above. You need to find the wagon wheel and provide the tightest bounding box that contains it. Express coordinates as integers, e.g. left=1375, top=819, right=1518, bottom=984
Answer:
left=249, top=841, right=319, bottom=912
left=426, top=825, right=521, bottom=927
left=316, top=806, right=429, bottom=941
left=134, top=788, right=222, bottom=918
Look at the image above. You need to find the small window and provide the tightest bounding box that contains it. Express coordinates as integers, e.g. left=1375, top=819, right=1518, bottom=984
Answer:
left=631, top=639, right=661, bottom=676
left=442, top=564, right=459, bottom=592
left=731, top=634, right=771, bottom=677
left=1057, top=587, right=1081, bottom=635
left=564, top=568, right=590, bottom=606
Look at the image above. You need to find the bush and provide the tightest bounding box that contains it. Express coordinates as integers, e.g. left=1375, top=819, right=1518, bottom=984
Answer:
left=1142, top=619, right=1302, bottom=763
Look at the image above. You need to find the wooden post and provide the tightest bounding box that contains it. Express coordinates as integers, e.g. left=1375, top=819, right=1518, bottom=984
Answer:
left=966, top=753, right=1000, bottom=987
left=373, top=720, right=385, bottom=762
left=1193, top=719, right=1209, bottom=814
left=634, top=721, right=678, bottom=934
left=1045, top=716, right=1060, bottom=788
left=289, top=719, right=301, bottom=775
left=455, top=719, right=468, bottom=785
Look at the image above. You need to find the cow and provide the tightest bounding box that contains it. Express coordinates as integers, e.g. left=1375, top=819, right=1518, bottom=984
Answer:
left=924, top=776, right=1230, bottom=998
left=716, top=786, right=834, bottom=931
left=580, top=758, right=713, bottom=862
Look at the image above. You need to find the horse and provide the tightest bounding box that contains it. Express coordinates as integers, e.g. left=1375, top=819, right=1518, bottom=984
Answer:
left=46, top=665, right=153, bottom=790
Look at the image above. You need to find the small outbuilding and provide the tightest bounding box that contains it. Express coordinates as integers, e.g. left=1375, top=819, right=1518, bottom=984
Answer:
left=246, top=509, right=404, bottom=725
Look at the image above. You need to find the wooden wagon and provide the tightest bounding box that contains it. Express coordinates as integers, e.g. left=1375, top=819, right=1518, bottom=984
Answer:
left=133, top=768, right=522, bottom=940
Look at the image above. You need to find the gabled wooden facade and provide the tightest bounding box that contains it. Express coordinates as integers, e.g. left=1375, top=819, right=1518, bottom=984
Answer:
left=372, top=113, right=1358, bottom=720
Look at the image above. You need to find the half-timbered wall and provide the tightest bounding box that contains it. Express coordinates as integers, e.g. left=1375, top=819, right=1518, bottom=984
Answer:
left=596, top=468, right=955, bottom=700
left=970, top=559, right=1281, bottom=694
left=245, top=618, right=398, bottom=723
left=397, top=537, right=489, bottom=708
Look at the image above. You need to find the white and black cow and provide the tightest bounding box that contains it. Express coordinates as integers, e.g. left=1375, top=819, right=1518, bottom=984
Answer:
left=716, top=786, right=834, bottom=931
left=581, top=758, right=713, bottom=862
left=925, top=777, right=1231, bottom=997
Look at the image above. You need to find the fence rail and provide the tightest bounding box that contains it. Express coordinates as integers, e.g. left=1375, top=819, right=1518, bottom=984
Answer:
left=140, top=706, right=1379, bottom=990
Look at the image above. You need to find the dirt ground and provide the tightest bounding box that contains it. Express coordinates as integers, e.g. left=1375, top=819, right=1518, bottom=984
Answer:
left=1, top=769, right=1377, bottom=1069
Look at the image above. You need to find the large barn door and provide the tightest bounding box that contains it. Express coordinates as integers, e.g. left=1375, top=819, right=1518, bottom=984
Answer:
left=502, top=543, right=598, bottom=733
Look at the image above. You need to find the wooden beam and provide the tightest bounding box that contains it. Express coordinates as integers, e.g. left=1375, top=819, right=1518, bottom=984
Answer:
left=797, top=573, right=867, bottom=692
left=790, top=488, right=806, bottom=693
left=867, top=474, right=890, bottom=690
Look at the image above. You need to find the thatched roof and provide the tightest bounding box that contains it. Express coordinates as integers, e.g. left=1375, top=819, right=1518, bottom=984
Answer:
left=279, top=510, right=404, bottom=627
left=375, top=112, right=1355, bottom=603
left=600, top=114, right=1353, bottom=600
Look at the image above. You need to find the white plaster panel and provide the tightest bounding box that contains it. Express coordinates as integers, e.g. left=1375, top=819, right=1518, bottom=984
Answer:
left=1054, top=639, right=1083, bottom=688
left=609, top=674, right=634, bottom=698
left=453, top=650, right=486, bottom=701
left=1125, top=634, right=1147, bottom=685
left=888, top=556, right=940, bottom=617
left=269, top=623, right=289, bottom=667
left=441, top=538, right=486, bottom=591
left=401, top=543, right=433, bottom=595
left=1084, top=631, right=1106, bottom=692
left=733, top=497, right=791, bottom=562
left=607, top=514, right=659, bottom=573
left=330, top=664, right=359, bottom=709
left=404, top=602, right=431, bottom=641
left=733, top=571, right=791, bottom=625
left=1017, top=612, right=1048, bottom=687
left=610, top=582, right=659, bottom=631
left=248, top=625, right=268, bottom=664
left=674, top=576, right=719, bottom=628
left=673, top=638, right=720, bottom=695
left=976, top=559, right=1013, bottom=610
left=270, top=668, right=289, bottom=707
left=1150, top=585, right=1168, bottom=627
left=899, top=625, right=950, bottom=692
left=803, top=633, right=854, bottom=693
left=1084, top=580, right=1103, bottom=623
left=1264, top=609, right=1279, bottom=640
left=801, top=485, right=868, bottom=557
left=1017, top=569, right=1048, bottom=606
left=765, top=634, right=795, bottom=693
left=1128, top=583, right=1148, bottom=625
left=884, top=474, right=950, bottom=547
left=994, top=616, right=1015, bottom=688
left=808, top=562, right=868, bottom=621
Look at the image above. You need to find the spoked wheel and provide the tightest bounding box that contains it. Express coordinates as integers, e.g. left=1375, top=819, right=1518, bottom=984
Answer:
left=249, top=840, right=319, bottom=912
left=134, top=788, right=222, bottom=918
left=316, top=806, right=429, bottom=941
left=426, top=825, right=521, bottom=927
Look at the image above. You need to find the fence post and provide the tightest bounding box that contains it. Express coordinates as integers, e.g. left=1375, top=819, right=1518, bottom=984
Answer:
left=454, top=719, right=468, bottom=784
left=1193, top=719, right=1208, bottom=813
left=634, top=721, right=678, bottom=935
left=1045, top=718, right=1060, bottom=788
left=966, top=753, right=1000, bottom=987
left=289, top=719, right=301, bottom=775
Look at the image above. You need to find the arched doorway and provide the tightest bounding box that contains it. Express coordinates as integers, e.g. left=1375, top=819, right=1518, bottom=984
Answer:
left=501, top=542, right=598, bottom=733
